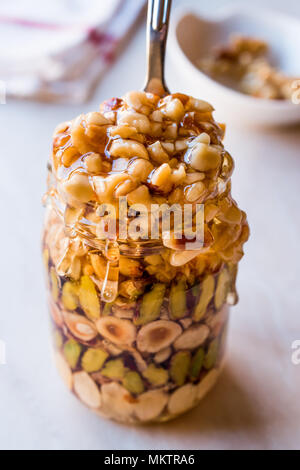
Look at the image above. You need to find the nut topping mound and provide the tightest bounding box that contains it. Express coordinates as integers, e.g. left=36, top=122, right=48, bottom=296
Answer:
left=51, top=90, right=249, bottom=266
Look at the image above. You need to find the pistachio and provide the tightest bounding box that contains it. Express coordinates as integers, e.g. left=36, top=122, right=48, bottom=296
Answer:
left=193, top=275, right=215, bottom=322
left=142, top=364, right=168, bottom=386
left=101, top=359, right=126, bottom=379
left=189, top=348, right=205, bottom=381
left=50, top=267, right=59, bottom=302
left=204, top=339, right=219, bottom=370
left=123, top=371, right=145, bottom=395
left=81, top=348, right=108, bottom=373
left=63, top=339, right=82, bottom=369
left=215, top=268, right=230, bottom=310
left=78, top=275, right=101, bottom=320
left=134, top=284, right=166, bottom=326
left=169, top=279, right=187, bottom=319
left=62, top=281, right=79, bottom=311
left=170, top=351, right=191, bottom=386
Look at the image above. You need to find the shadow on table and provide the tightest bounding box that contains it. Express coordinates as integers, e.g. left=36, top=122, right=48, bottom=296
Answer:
left=150, top=365, right=265, bottom=436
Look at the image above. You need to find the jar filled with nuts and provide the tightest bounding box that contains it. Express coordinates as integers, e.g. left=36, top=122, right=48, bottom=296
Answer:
left=42, top=91, right=249, bottom=423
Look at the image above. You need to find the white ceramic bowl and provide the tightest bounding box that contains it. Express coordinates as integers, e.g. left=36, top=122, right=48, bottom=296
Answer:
left=169, top=4, right=300, bottom=126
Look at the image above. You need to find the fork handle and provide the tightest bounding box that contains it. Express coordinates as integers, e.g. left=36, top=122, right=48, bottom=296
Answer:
left=144, top=0, right=172, bottom=96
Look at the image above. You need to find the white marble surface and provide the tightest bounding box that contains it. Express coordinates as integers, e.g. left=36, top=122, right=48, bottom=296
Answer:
left=0, top=0, right=300, bottom=450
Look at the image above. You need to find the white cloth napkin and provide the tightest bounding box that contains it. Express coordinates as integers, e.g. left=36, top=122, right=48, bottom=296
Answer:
left=0, top=0, right=145, bottom=103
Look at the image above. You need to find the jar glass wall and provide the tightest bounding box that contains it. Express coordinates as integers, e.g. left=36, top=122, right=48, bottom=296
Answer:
left=43, top=206, right=234, bottom=424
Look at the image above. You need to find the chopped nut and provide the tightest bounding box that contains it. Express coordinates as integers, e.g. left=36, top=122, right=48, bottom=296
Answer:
left=142, top=363, right=168, bottom=386
left=174, top=324, right=210, bottom=350
left=137, top=320, right=182, bottom=353
left=168, top=384, right=197, bottom=416
left=101, top=359, right=126, bottom=379
left=63, top=173, right=95, bottom=203
left=96, top=316, right=136, bottom=347
left=54, top=352, right=73, bottom=390
left=63, top=312, right=98, bottom=342
left=110, top=139, right=149, bottom=160
left=64, top=339, right=82, bottom=369
left=78, top=275, right=101, bottom=320
left=170, top=351, right=191, bottom=386
left=134, top=390, right=168, bottom=422
left=118, top=111, right=151, bottom=134
left=197, top=369, right=220, bottom=401
left=154, top=347, right=172, bottom=364
left=135, top=284, right=166, bottom=326
left=123, top=371, right=145, bottom=395
left=73, top=371, right=101, bottom=409
left=101, top=382, right=135, bottom=422
left=187, top=143, right=222, bottom=172
left=127, top=185, right=152, bottom=206
left=81, top=348, right=108, bottom=373
left=84, top=153, right=102, bottom=174
left=127, top=158, right=154, bottom=183
left=185, top=181, right=206, bottom=202
left=124, top=91, right=157, bottom=115
left=161, top=97, right=185, bottom=121
left=150, top=163, right=172, bottom=193
left=147, top=141, right=169, bottom=164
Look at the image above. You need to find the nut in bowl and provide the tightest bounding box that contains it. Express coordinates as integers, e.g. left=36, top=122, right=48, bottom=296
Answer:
left=169, top=5, right=300, bottom=126
left=42, top=90, right=249, bottom=424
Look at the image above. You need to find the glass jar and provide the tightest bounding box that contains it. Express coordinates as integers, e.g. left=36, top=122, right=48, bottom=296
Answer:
left=42, top=90, right=249, bottom=424
left=42, top=192, right=237, bottom=424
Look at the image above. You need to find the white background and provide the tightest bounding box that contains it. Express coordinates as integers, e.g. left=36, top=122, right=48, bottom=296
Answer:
left=0, top=0, right=300, bottom=450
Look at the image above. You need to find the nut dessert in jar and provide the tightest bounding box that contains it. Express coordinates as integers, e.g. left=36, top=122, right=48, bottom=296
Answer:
left=42, top=91, right=249, bottom=424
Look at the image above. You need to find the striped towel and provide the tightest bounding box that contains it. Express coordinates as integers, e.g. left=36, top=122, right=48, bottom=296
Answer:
left=0, top=0, right=145, bottom=103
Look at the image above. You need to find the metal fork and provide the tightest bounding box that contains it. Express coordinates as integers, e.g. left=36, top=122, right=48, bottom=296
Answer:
left=144, top=0, right=172, bottom=96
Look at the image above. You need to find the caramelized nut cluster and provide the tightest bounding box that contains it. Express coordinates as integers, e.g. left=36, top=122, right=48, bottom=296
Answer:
left=51, top=90, right=249, bottom=270
left=200, top=34, right=298, bottom=100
